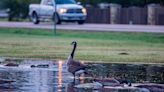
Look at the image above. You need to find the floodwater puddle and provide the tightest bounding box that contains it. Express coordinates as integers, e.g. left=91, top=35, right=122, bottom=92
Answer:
left=0, top=58, right=164, bottom=92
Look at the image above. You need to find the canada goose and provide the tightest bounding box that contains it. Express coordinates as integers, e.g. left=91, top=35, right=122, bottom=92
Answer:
left=120, top=80, right=132, bottom=87
left=93, top=78, right=120, bottom=87
left=0, top=79, right=15, bottom=84
left=5, top=63, right=19, bottom=67
left=67, top=41, right=87, bottom=80
left=94, top=78, right=132, bottom=87
left=75, top=81, right=103, bottom=90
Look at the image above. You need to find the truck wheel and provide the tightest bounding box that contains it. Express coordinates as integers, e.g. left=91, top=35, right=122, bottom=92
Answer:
left=77, top=20, right=85, bottom=25
left=53, top=13, right=61, bottom=24
left=32, top=13, right=40, bottom=24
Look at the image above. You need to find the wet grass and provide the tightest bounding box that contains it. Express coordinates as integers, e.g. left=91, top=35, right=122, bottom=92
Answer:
left=0, top=27, right=164, bottom=63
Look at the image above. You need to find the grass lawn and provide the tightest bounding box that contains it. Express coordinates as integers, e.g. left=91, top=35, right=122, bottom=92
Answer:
left=0, top=27, right=164, bottom=63
left=0, top=18, right=30, bottom=22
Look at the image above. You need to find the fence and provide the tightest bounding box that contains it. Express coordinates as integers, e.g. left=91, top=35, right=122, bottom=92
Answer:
left=85, top=4, right=164, bottom=25
left=121, top=7, right=147, bottom=24
left=86, top=8, right=110, bottom=24
left=156, top=6, right=164, bottom=25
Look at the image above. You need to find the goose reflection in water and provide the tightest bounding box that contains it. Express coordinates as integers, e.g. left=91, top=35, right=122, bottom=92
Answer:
left=57, top=60, right=62, bottom=92
left=57, top=60, right=86, bottom=92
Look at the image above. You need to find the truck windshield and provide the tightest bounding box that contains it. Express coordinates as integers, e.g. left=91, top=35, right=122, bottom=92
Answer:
left=55, top=0, right=76, bottom=4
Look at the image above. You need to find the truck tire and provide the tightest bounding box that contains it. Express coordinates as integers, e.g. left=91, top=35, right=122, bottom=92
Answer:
left=32, top=13, right=40, bottom=24
left=77, top=20, right=85, bottom=25
left=53, top=13, right=61, bottom=24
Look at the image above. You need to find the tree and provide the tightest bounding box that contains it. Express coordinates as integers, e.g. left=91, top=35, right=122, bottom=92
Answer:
left=1, top=0, right=39, bottom=21
left=0, top=1, right=3, bottom=9
left=76, top=0, right=164, bottom=7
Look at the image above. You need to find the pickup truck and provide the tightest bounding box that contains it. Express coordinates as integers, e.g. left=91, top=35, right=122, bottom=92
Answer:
left=29, top=0, right=87, bottom=24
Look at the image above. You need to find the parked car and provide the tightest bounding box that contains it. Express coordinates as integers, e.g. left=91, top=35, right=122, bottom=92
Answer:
left=0, top=9, right=9, bottom=18
left=29, top=0, right=87, bottom=24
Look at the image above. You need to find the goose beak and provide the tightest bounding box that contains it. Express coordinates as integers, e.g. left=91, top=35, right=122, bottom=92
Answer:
left=71, top=42, right=74, bottom=45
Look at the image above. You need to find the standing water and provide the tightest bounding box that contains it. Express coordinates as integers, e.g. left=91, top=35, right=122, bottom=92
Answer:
left=0, top=58, right=164, bottom=92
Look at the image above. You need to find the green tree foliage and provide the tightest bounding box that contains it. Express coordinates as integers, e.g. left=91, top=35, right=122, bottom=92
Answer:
left=1, top=0, right=39, bottom=21
left=1, top=0, right=164, bottom=21
left=76, top=0, right=164, bottom=7
left=0, top=1, right=3, bottom=9
left=77, top=0, right=101, bottom=6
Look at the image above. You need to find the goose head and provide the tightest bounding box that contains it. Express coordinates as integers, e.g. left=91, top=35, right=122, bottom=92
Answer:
left=71, top=41, right=77, bottom=45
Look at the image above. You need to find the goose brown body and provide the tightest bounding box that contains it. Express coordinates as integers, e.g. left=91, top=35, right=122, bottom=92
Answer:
left=67, top=41, right=86, bottom=78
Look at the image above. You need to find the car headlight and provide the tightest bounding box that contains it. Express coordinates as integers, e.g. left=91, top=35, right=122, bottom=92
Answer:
left=82, top=8, right=87, bottom=15
left=58, top=8, right=67, bottom=14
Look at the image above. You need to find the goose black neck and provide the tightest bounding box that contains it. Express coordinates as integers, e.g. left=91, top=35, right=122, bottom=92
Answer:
left=71, top=43, right=77, bottom=59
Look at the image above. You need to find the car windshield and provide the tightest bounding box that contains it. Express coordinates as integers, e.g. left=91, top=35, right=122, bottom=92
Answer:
left=55, top=0, right=76, bottom=4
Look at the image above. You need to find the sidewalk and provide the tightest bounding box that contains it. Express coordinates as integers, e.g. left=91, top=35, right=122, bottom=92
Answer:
left=0, top=22, right=164, bottom=33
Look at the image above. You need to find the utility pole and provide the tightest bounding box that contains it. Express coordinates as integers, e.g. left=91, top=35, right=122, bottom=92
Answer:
left=54, top=0, right=57, bottom=35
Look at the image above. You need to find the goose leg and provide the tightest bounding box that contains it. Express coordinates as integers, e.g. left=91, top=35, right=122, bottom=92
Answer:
left=73, top=74, right=75, bottom=82
left=78, top=74, right=80, bottom=80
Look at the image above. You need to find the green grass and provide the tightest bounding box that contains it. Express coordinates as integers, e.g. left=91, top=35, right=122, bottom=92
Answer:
left=0, top=18, right=30, bottom=22
left=0, top=18, right=8, bottom=21
left=0, top=27, right=164, bottom=63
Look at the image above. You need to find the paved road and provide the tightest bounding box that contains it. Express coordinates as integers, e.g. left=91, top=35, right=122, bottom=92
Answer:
left=0, top=22, right=164, bottom=33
